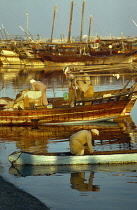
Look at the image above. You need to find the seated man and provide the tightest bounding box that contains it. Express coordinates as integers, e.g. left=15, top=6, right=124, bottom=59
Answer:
left=69, top=129, right=99, bottom=156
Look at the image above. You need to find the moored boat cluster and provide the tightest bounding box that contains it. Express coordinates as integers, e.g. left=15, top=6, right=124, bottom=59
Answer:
left=0, top=38, right=137, bottom=68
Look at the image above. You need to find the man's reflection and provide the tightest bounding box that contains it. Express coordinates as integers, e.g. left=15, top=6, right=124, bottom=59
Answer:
left=70, top=172, right=100, bottom=192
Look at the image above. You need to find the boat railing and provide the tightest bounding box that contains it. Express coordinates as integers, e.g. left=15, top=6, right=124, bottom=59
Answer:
left=75, top=89, right=137, bottom=106
left=46, top=88, right=137, bottom=108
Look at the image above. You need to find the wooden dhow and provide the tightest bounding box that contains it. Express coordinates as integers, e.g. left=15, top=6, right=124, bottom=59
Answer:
left=33, top=0, right=136, bottom=67
left=0, top=81, right=137, bottom=125
left=35, top=44, right=136, bottom=67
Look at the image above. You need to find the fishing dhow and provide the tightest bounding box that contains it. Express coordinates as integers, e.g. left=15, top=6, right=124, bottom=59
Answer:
left=0, top=70, right=137, bottom=126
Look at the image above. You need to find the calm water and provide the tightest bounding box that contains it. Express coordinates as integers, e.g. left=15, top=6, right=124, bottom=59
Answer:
left=0, top=64, right=137, bottom=209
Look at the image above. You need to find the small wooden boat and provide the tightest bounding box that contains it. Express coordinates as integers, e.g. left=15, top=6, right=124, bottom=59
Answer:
left=1, top=82, right=137, bottom=125
left=8, top=149, right=137, bottom=166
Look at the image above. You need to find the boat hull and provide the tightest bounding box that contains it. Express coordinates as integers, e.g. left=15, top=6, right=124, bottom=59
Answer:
left=8, top=150, right=137, bottom=166
left=1, top=86, right=137, bottom=125
left=39, top=52, right=134, bottom=67
left=0, top=98, right=135, bottom=125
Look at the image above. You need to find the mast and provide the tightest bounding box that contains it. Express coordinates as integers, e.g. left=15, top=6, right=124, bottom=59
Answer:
left=88, top=15, right=92, bottom=42
left=0, top=27, right=4, bottom=39
left=18, top=25, right=34, bottom=41
left=2, top=24, right=8, bottom=39
left=80, top=0, right=85, bottom=42
left=51, top=4, right=57, bottom=42
left=26, top=13, right=29, bottom=40
left=67, top=0, right=74, bottom=43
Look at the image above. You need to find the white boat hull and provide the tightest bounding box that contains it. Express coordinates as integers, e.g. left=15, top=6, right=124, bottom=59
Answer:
left=8, top=151, right=137, bottom=166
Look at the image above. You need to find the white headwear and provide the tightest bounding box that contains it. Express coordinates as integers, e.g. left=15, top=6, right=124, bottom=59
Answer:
left=91, top=129, right=99, bottom=136
left=30, top=79, right=36, bottom=84
left=63, top=66, right=70, bottom=75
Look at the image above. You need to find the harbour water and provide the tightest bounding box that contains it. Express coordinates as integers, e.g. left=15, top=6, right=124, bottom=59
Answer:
left=0, top=64, right=137, bottom=209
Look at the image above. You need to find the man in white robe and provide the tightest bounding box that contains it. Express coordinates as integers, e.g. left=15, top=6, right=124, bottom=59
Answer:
left=30, top=79, right=48, bottom=106
left=69, top=129, right=99, bottom=156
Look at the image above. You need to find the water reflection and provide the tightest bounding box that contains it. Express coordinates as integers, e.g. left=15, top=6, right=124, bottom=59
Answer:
left=1, top=116, right=137, bottom=154
left=8, top=163, right=137, bottom=209
left=70, top=172, right=100, bottom=192
left=9, top=165, right=100, bottom=192
left=9, top=162, right=137, bottom=177
left=0, top=64, right=137, bottom=99
left=9, top=163, right=137, bottom=195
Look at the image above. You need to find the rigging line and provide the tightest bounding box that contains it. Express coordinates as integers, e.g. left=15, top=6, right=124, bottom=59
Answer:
left=84, top=6, right=98, bottom=36
left=74, top=1, right=82, bottom=15
left=54, top=7, right=66, bottom=40
left=74, top=1, right=84, bottom=23
left=2, top=24, right=14, bottom=40
left=0, top=86, right=4, bottom=91
left=83, top=1, right=100, bottom=36
left=75, top=1, right=98, bottom=37
left=0, top=78, right=4, bottom=92
left=92, top=20, right=99, bottom=36
left=18, top=25, right=34, bottom=41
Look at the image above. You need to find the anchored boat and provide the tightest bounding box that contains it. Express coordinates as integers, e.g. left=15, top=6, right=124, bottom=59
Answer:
left=8, top=149, right=137, bottom=166
left=0, top=81, right=137, bottom=125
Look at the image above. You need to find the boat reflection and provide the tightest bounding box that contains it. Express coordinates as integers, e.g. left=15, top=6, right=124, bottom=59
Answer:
left=9, top=163, right=137, bottom=193
left=1, top=115, right=137, bottom=154
left=0, top=65, right=137, bottom=97
left=9, top=164, right=100, bottom=192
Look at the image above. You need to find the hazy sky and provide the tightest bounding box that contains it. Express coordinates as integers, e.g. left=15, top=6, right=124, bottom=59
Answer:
left=1, top=0, right=137, bottom=39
